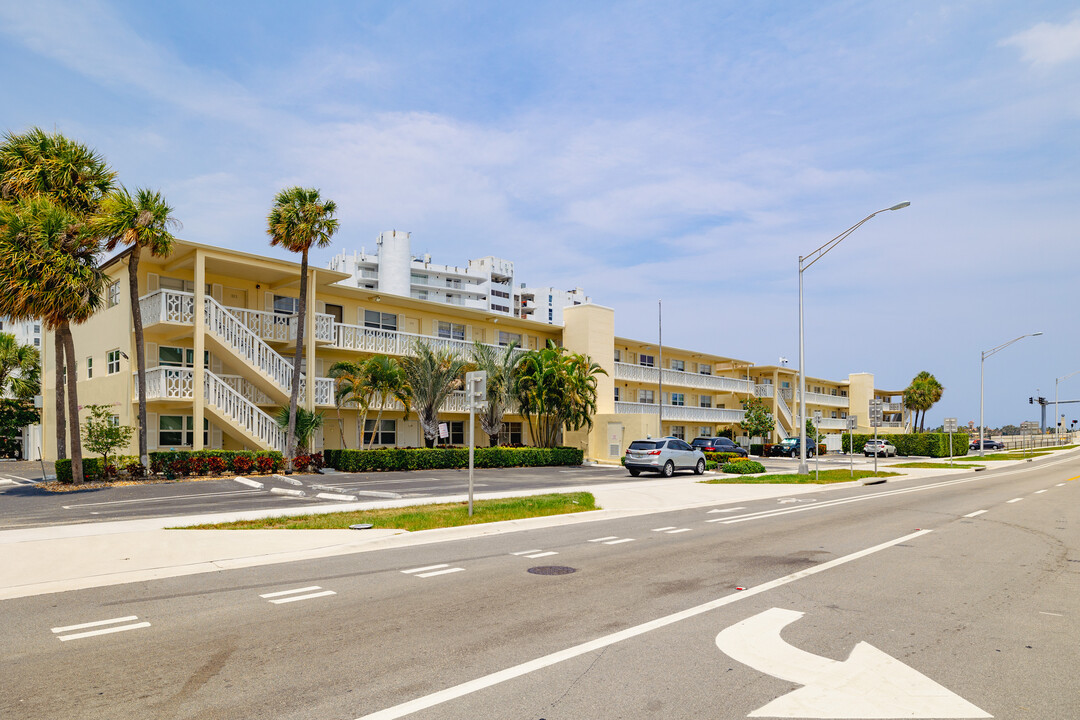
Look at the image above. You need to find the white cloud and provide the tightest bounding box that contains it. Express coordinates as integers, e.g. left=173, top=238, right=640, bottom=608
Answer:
left=1001, top=17, right=1080, bottom=67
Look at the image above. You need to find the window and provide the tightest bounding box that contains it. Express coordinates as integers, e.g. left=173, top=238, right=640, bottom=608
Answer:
left=671, top=393, right=685, bottom=406
left=109, top=415, right=120, bottom=428
left=364, top=310, right=397, bottom=331
left=639, top=389, right=654, bottom=404
left=160, top=277, right=209, bottom=294
left=548, top=309, right=553, bottom=322
left=273, top=295, right=299, bottom=316
left=830, top=388, right=838, bottom=396
left=671, top=359, right=685, bottom=372
left=639, top=354, right=655, bottom=367
left=324, top=304, right=343, bottom=324
left=33, top=323, right=40, bottom=334
left=437, top=321, right=466, bottom=341
left=86, top=357, right=93, bottom=379
left=613, top=387, right=620, bottom=402
left=699, top=395, right=712, bottom=408
left=491, top=304, right=509, bottom=312
left=449, top=421, right=465, bottom=446
left=34, top=337, right=39, bottom=347
left=498, top=421, right=523, bottom=446
left=413, top=290, right=429, bottom=301
left=498, top=331, right=521, bottom=346
left=840, top=390, right=848, bottom=397
left=159, top=416, right=208, bottom=447
left=670, top=426, right=685, bottom=440
left=159, top=347, right=209, bottom=368
left=363, top=419, right=396, bottom=446
left=614, top=349, right=621, bottom=362
left=699, top=426, right=712, bottom=438
left=781, top=381, right=791, bottom=389
left=107, top=281, right=121, bottom=308
left=831, top=411, right=838, bottom=418
left=445, top=278, right=463, bottom=289
left=411, top=272, right=429, bottom=284
left=107, top=349, right=121, bottom=374
left=491, top=289, right=510, bottom=299
left=699, top=364, right=712, bottom=375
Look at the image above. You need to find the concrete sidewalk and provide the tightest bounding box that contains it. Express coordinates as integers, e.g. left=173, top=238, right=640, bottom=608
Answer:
left=0, top=456, right=1061, bottom=601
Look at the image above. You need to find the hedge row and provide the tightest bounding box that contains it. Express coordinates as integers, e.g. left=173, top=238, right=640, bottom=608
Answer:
left=703, top=451, right=744, bottom=463
left=56, top=450, right=288, bottom=483
left=722, top=459, right=766, bottom=474
left=324, top=446, right=584, bottom=472
left=840, top=433, right=970, bottom=458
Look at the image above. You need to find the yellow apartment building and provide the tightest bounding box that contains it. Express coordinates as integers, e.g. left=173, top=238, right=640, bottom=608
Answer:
left=41, top=240, right=908, bottom=463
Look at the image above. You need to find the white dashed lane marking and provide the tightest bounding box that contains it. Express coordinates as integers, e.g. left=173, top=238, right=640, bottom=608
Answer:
left=1034, top=489, right=1047, bottom=494
left=401, top=564, right=466, bottom=578
left=707, top=507, right=746, bottom=514
left=260, top=586, right=336, bottom=604
left=963, top=510, right=987, bottom=518
left=1007, top=498, right=1024, bottom=503
left=651, top=527, right=690, bottom=534
left=52, top=615, right=151, bottom=641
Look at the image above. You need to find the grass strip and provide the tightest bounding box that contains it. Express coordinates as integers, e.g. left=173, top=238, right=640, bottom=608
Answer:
left=176, top=492, right=597, bottom=531
left=965, top=452, right=1050, bottom=461
left=891, top=462, right=983, bottom=469
left=702, top=469, right=900, bottom=485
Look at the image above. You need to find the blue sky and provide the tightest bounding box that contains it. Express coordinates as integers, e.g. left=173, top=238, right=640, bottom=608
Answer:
left=3, top=1, right=1079, bottom=428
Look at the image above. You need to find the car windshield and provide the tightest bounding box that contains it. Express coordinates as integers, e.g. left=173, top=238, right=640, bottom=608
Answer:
left=629, top=441, right=664, bottom=450
left=780, top=439, right=797, bottom=447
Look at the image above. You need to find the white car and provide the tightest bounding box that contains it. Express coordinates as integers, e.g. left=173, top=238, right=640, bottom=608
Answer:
left=863, top=439, right=896, bottom=457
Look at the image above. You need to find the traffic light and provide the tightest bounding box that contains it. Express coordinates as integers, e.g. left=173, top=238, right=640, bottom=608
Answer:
left=1029, top=397, right=1033, bottom=404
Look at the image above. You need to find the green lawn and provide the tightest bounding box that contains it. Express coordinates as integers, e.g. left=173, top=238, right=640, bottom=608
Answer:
left=965, top=451, right=1050, bottom=461
left=702, top=469, right=900, bottom=485
left=175, top=492, right=597, bottom=531
left=891, top=462, right=984, bottom=469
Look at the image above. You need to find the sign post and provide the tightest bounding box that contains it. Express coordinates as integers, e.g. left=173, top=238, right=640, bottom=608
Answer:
left=847, top=415, right=858, bottom=478
left=812, top=410, right=822, bottom=482
left=869, top=399, right=883, bottom=475
left=943, top=417, right=958, bottom=466
left=465, top=371, right=487, bottom=517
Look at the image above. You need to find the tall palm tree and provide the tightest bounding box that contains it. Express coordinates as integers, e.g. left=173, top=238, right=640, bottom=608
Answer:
left=328, top=359, right=375, bottom=450
left=363, top=355, right=410, bottom=447
left=0, top=127, right=114, bottom=469
left=92, top=187, right=179, bottom=469
left=266, top=187, right=339, bottom=470
left=0, top=332, right=41, bottom=400
left=515, top=341, right=605, bottom=448
left=0, top=196, right=108, bottom=483
left=400, top=342, right=466, bottom=448
left=470, top=341, right=520, bottom=446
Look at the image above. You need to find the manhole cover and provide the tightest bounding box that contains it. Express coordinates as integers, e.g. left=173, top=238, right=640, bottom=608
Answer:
left=528, top=566, right=577, bottom=576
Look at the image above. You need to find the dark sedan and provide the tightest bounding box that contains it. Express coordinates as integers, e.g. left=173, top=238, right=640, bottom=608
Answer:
left=970, top=439, right=1005, bottom=450
left=690, top=437, right=749, bottom=457
left=766, top=437, right=816, bottom=458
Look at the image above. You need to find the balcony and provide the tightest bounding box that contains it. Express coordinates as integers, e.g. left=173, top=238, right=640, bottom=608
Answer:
left=137, top=367, right=334, bottom=407
left=797, top=390, right=849, bottom=408
left=613, top=362, right=753, bottom=394
left=332, top=323, right=526, bottom=362
left=614, top=401, right=745, bottom=424
left=140, top=290, right=335, bottom=344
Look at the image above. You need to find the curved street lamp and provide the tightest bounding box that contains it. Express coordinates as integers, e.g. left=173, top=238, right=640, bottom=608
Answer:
left=979, top=332, right=1043, bottom=456
left=797, top=202, right=910, bottom=474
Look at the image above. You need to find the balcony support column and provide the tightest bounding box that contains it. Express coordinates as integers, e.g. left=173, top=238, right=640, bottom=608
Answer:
left=193, top=250, right=205, bottom=451
left=305, top=267, right=316, bottom=413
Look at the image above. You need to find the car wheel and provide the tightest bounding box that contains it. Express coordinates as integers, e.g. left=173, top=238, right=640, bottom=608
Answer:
left=790, top=450, right=798, bottom=458
left=662, top=461, right=674, bottom=478
left=865, top=452, right=871, bottom=457
left=628, top=469, right=641, bottom=477
left=694, top=458, right=705, bottom=475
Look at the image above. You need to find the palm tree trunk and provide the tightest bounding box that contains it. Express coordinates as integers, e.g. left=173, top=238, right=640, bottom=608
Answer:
left=286, top=251, right=308, bottom=471
left=128, top=251, right=149, bottom=467
left=336, top=408, right=347, bottom=449
left=58, top=324, right=84, bottom=484
left=54, top=338, right=66, bottom=459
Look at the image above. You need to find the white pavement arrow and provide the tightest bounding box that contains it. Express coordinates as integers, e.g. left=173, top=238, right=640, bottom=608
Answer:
left=715, top=608, right=991, bottom=719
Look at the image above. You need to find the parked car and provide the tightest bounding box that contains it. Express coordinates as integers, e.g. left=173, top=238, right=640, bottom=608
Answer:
left=766, top=437, right=815, bottom=458
left=970, top=439, right=1004, bottom=450
left=690, top=436, right=748, bottom=457
left=863, top=439, right=897, bottom=457
left=624, top=438, right=706, bottom=477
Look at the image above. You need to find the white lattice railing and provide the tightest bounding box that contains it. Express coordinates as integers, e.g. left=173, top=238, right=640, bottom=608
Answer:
left=224, top=306, right=292, bottom=342
left=333, top=323, right=526, bottom=362
left=205, top=297, right=295, bottom=391
left=286, top=311, right=336, bottom=343
left=754, top=383, right=773, bottom=398
left=139, top=366, right=194, bottom=400
left=613, top=362, right=754, bottom=394
left=205, top=371, right=285, bottom=451
left=140, top=289, right=195, bottom=325
left=613, top=401, right=745, bottom=424
left=220, top=374, right=272, bottom=405
left=797, top=390, right=849, bottom=408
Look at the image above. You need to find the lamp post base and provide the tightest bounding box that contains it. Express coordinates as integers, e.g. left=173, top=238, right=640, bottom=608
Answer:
left=797, top=461, right=809, bottom=475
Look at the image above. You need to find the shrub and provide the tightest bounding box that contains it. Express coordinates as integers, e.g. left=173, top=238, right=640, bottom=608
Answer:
left=124, top=462, right=147, bottom=479
left=722, top=460, right=765, bottom=474
left=256, top=455, right=278, bottom=474
left=204, top=456, right=227, bottom=475
left=188, top=456, right=207, bottom=476
left=705, top=460, right=718, bottom=471
left=703, top=451, right=742, bottom=463
left=148, top=450, right=281, bottom=476
left=326, top=446, right=584, bottom=472
left=293, top=454, right=311, bottom=472
left=309, top=452, right=324, bottom=471
left=167, top=459, right=188, bottom=479
left=55, top=458, right=105, bottom=483
left=840, top=433, right=970, bottom=458
left=232, top=454, right=254, bottom=474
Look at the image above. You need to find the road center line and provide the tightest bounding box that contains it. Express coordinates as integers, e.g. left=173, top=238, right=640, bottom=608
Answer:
left=1034, top=489, right=1047, bottom=494
left=355, top=529, right=933, bottom=720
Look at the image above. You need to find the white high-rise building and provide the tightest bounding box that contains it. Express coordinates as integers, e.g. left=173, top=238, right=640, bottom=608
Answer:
left=0, top=316, right=43, bottom=459
left=328, top=231, right=590, bottom=325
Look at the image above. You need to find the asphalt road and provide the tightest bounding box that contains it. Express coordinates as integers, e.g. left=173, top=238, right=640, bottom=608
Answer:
left=0, top=454, right=921, bottom=530
left=3, top=452, right=1077, bottom=719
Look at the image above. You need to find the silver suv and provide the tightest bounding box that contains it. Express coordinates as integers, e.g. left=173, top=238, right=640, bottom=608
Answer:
left=863, top=439, right=897, bottom=457
left=624, top=438, right=706, bottom=477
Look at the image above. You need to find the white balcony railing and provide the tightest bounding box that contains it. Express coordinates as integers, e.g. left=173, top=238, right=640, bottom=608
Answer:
left=332, top=323, right=526, bottom=363
left=140, top=288, right=195, bottom=325
left=614, top=401, right=745, bottom=424
left=797, top=390, right=850, bottom=408
left=754, top=383, right=773, bottom=398
left=613, top=363, right=753, bottom=394
left=816, top=418, right=849, bottom=430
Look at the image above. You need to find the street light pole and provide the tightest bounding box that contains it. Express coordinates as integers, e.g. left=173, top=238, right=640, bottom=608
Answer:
left=979, top=332, right=1043, bottom=456
left=797, top=201, right=910, bottom=474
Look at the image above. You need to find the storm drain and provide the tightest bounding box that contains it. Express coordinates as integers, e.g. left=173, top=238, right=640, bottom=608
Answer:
left=528, top=566, right=577, bottom=576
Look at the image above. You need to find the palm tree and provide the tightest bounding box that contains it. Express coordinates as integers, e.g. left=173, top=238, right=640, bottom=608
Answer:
left=515, top=340, right=605, bottom=448
left=328, top=359, right=376, bottom=450
left=0, top=196, right=108, bottom=483
left=273, top=406, right=324, bottom=453
left=0, top=332, right=41, bottom=400
left=1, top=128, right=115, bottom=467
left=470, top=341, right=520, bottom=446
left=903, top=371, right=945, bottom=432
left=92, top=187, right=179, bottom=469
left=400, top=342, right=466, bottom=448
left=266, top=187, right=339, bottom=470
left=363, top=355, right=410, bottom=447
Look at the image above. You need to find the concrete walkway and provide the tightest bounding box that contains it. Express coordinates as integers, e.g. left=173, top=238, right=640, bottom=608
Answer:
left=0, top=456, right=1061, bottom=601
